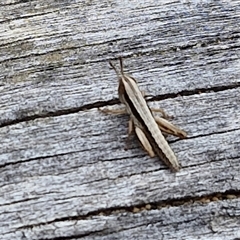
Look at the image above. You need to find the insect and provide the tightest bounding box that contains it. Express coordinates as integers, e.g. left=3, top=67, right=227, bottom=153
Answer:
left=101, top=57, right=187, bottom=171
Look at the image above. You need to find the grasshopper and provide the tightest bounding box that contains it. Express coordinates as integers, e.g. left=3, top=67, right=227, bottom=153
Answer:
left=101, top=57, right=187, bottom=171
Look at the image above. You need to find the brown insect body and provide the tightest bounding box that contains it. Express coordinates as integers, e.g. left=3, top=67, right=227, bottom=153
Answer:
left=109, top=57, right=187, bottom=172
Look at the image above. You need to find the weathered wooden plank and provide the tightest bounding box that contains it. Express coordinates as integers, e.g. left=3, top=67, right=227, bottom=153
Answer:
left=0, top=0, right=240, bottom=239
left=0, top=88, right=239, bottom=238
left=2, top=197, right=240, bottom=239
left=0, top=0, right=239, bottom=125
left=0, top=88, right=239, bottom=164
left=4, top=199, right=239, bottom=240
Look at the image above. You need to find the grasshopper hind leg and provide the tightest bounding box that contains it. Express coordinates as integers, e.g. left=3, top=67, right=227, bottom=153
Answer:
left=135, top=126, right=155, bottom=157
left=154, top=116, right=187, bottom=139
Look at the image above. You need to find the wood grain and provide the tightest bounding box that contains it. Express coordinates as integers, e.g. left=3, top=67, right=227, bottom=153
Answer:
left=0, top=0, right=239, bottom=239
